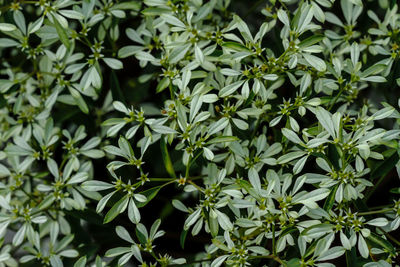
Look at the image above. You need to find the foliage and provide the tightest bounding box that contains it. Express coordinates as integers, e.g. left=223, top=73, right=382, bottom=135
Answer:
left=0, top=0, right=400, bottom=266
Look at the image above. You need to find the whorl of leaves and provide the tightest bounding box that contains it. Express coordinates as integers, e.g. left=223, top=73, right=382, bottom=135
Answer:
left=0, top=0, right=400, bottom=266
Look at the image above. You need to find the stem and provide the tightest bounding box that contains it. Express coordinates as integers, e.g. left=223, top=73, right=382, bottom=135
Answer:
left=385, top=233, right=400, bottom=247
left=21, top=188, right=57, bottom=220
left=272, top=223, right=276, bottom=256
left=250, top=255, right=286, bottom=266
left=328, top=85, right=344, bottom=111
left=185, top=156, right=191, bottom=179
left=188, top=180, right=204, bottom=192
left=358, top=208, right=393, bottom=216
left=169, top=80, right=175, bottom=100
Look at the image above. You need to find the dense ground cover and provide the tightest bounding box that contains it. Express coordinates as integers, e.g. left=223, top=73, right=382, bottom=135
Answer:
left=0, top=0, right=400, bottom=266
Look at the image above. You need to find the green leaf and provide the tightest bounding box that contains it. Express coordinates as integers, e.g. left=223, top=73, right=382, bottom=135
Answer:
left=52, top=15, right=70, bottom=49
left=156, top=77, right=170, bottom=93
left=37, top=195, right=55, bottom=210
left=286, top=258, right=301, bottom=267
left=298, top=34, right=324, bottom=48
left=73, top=257, right=87, bottom=267
left=222, top=42, right=250, bottom=52
left=323, top=184, right=338, bottom=211
left=277, top=151, right=307, bottom=164
left=136, top=186, right=161, bottom=208
left=370, top=149, right=398, bottom=180
left=366, top=232, right=395, bottom=254
left=0, top=23, right=17, bottom=32
left=142, top=7, right=170, bottom=16
left=360, top=64, right=386, bottom=78
left=104, top=195, right=129, bottom=224
left=206, top=136, right=239, bottom=145
left=303, top=53, right=326, bottom=72
left=160, top=137, right=176, bottom=178
left=180, top=229, right=188, bottom=249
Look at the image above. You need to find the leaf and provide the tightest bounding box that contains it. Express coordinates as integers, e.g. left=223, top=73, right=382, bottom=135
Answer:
left=0, top=23, right=17, bottom=32
left=303, top=53, right=326, bottom=72
left=323, top=184, right=338, bottom=211
left=315, top=107, right=336, bottom=138
left=248, top=168, right=261, bottom=193
left=360, top=64, right=386, bottom=78
left=73, top=257, right=87, bottom=267
left=317, top=246, right=345, bottom=261
left=370, top=150, right=398, bottom=180
left=206, top=136, right=238, bottom=145
left=222, top=42, right=250, bottom=52
left=103, top=58, right=123, bottom=70
left=156, top=77, right=170, bottom=93
left=160, top=137, right=176, bottom=178
left=366, top=232, right=395, bottom=254
left=371, top=106, right=395, bottom=120
left=161, top=14, right=186, bottom=28
left=82, top=180, right=113, bottom=191
left=52, top=15, right=70, bottom=49
left=136, top=186, right=162, bottom=208
left=277, top=9, right=290, bottom=27
left=180, top=229, right=188, bottom=249
left=104, top=195, right=129, bottom=223
left=298, top=34, right=324, bottom=48
left=282, top=128, right=303, bottom=144
left=219, top=80, right=244, bottom=97
left=0, top=38, right=19, bottom=48
left=277, top=151, right=307, bottom=164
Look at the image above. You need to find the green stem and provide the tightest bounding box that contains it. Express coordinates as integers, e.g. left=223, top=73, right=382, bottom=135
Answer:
left=358, top=208, right=393, bottom=216
left=272, top=223, right=277, bottom=256
left=169, top=80, right=175, bottom=100
left=328, top=84, right=344, bottom=111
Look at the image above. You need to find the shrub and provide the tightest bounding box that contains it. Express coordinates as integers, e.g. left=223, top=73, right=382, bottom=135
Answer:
left=0, top=0, right=400, bottom=266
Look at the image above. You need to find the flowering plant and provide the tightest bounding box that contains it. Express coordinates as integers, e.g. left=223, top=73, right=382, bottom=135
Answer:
left=0, top=0, right=400, bottom=266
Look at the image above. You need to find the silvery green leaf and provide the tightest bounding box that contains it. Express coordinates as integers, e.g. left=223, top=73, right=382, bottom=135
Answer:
left=82, top=180, right=113, bottom=191
left=303, top=53, right=326, bottom=72
left=184, top=208, right=201, bottom=229
left=151, top=125, right=177, bottom=134
left=293, top=156, right=308, bottom=175
left=315, top=107, right=336, bottom=138
left=358, top=234, right=369, bottom=258
left=282, top=128, right=303, bottom=144
left=219, top=81, right=244, bottom=97
left=0, top=23, right=17, bottom=32
left=317, top=246, right=345, bottom=261
left=208, top=118, right=229, bottom=136
left=211, top=255, right=229, bottom=267
left=194, top=44, right=204, bottom=64
left=161, top=14, right=186, bottom=28
left=128, top=199, right=141, bottom=224
left=371, top=106, right=394, bottom=120
left=203, top=147, right=214, bottom=160
left=248, top=168, right=261, bottom=193
left=277, top=151, right=307, bottom=164
left=277, top=9, right=290, bottom=27
left=13, top=10, right=26, bottom=34
left=215, top=210, right=233, bottom=231
left=103, top=58, right=123, bottom=70
left=300, top=72, right=312, bottom=95
left=366, top=218, right=388, bottom=227
left=58, top=10, right=85, bottom=20
left=0, top=38, right=19, bottom=47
